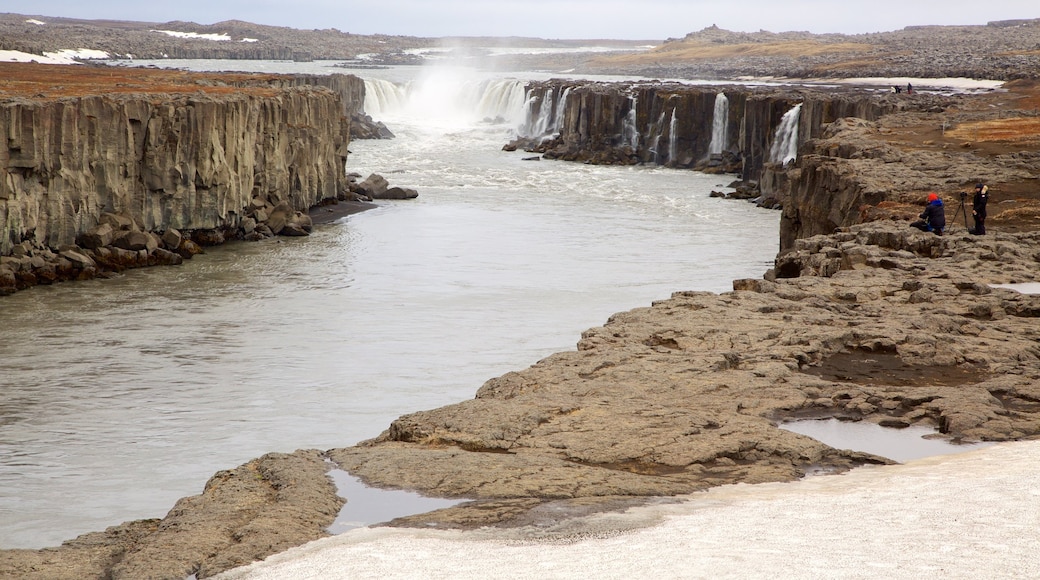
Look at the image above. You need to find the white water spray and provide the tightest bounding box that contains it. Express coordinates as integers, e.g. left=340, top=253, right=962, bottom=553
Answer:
left=769, top=103, right=802, bottom=165
left=648, top=110, right=669, bottom=164
left=553, top=87, right=572, bottom=135
left=527, top=87, right=555, bottom=138
left=668, top=108, right=678, bottom=164
left=708, top=92, right=729, bottom=156
left=362, top=67, right=527, bottom=129
left=621, top=96, right=639, bottom=149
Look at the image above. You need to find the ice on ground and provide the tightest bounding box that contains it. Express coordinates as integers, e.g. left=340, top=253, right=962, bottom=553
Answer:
left=217, top=441, right=1040, bottom=580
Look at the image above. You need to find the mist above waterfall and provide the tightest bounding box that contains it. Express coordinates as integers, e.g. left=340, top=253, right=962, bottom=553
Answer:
left=362, top=64, right=527, bottom=130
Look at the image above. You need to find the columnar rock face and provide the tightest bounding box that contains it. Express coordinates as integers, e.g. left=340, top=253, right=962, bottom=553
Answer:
left=0, top=86, right=350, bottom=255
left=512, top=81, right=904, bottom=184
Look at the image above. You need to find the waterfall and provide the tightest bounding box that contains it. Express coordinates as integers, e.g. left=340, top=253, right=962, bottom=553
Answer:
left=534, top=87, right=555, bottom=137
left=708, top=92, right=729, bottom=155
left=667, top=108, right=678, bottom=164
left=362, top=72, right=526, bottom=126
left=553, top=87, right=572, bottom=135
left=621, top=96, right=639, bottom=149
left=648, top=110, right=669, bottom=164
left=471, top=79, right=528, bottom=124
left=363, top=78, right=408, bottom=117
left=769, top=103, right=802, bottom=165
left=519, top=87, right=557, bottom=139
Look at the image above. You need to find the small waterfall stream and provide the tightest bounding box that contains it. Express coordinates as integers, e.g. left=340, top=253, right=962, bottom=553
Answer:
left=621, top=95, right=639, bottom=149
left=769, top=103, right=802, bottom=165
left=708, top=92, right=729, bottom=156
left=667, top=108, right=678, bottom=165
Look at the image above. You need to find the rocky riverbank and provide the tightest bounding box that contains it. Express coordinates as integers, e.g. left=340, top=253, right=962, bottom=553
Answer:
left=3, top=221, right=1038, bottom=579
left=0, top=63, right=379, bottom=295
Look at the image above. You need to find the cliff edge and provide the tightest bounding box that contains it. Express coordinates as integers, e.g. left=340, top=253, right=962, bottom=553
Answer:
left=0, top=63, right=361, bottom=294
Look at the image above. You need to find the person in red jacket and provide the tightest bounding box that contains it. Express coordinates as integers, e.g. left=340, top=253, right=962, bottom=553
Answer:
left=911, top=192, right=946, bottom=235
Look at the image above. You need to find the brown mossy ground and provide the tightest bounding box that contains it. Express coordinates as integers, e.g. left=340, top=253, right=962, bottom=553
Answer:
left=0, top=61, right=283, bottom=99
left=852, top=80, right=1040, bottom=233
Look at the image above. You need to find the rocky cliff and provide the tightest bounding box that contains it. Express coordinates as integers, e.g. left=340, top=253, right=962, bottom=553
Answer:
left=510, top=79, right=1040, bottom=251
left=509, top=81, right=911, bottom=197
left=0, top=63, right=365, bottom=294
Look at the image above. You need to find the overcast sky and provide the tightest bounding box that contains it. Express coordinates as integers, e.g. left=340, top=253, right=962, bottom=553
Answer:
left=8, top=1, right=1038, bottom=39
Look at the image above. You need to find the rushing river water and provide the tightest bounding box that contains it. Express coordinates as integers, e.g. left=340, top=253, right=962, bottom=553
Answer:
left=0, top=60, right=780, bottom=549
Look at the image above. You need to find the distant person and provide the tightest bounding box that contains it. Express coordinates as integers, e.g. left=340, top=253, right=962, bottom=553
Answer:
left=907, top=83, right=913, bottom=94
left=911, top=192, right=946, bottom=235
left=971, top=183, right=988, bottom=235
left=893, top=85, right=902, bottom=93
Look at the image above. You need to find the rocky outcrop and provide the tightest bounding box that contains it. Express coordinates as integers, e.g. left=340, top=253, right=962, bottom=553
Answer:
left=774, top=93, right=1040, bottom=251
left=508, top=81, right=918, bottom=186
left=324, top=222, right=1040, bottom=524
left=349, top=173, right=419, bottom=200
left=0, top=450, right=342, bottom=580
left=0, top=81, right=353, bottom=294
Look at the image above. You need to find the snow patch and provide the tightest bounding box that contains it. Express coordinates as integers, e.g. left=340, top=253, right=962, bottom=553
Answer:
left=152, top=30, right=232, bottom=42
left=0, top=48, right=110, bottom=65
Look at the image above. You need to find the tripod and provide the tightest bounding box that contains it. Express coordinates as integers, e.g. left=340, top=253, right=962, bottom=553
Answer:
left=954, top=192, right=970, bottom=231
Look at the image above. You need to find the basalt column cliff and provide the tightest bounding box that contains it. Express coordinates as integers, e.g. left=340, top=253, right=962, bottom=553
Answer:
left=0, top=64, right=360, bottom=293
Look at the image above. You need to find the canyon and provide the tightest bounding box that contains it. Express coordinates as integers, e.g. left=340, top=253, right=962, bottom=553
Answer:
left=3, top=16, right=1040, bottom=580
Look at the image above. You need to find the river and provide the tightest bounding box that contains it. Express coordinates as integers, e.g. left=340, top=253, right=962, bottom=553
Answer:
left=0, top=59, right=779, bottom=549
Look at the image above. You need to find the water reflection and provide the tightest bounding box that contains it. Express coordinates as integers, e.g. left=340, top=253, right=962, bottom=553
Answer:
left=780, top=419, right=992, bottom=463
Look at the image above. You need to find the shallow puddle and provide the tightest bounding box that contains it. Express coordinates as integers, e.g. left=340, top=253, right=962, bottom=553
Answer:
left=780, top=418, right=992, bottom=463
left=328, top=469, right=466, bottom=533
left=991, top=282, right=1040, bottom=294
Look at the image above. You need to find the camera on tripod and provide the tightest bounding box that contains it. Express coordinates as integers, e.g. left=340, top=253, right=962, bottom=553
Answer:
left=959, top=191, right=968, bottom=200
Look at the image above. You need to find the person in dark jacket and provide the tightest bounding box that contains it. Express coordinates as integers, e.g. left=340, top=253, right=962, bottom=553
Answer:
left=971, top=183, right=988, bottom=235
left=911, top=192, right=946, bottom=235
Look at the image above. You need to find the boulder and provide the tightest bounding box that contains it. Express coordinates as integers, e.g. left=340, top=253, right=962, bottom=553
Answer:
left=161, top=228, right=183, bottom=250
left=192, top=230, right=225, bottom=247
left=59, top=249, right=97, bottom=270
left=79, top=223, right=116, bottom=250
left=176, top=239, right=204, bottom=259
left=354, top=173, right=389, bottom=198
left=99, top=212, right=137, bottom=232
left=152, top=248, right=184, bottom=266
left=376, top=186, right=419, bottom=200
left=112, top=231, right=151, bottom=252
left=266, top=202, right=293, bottom=235
left=0, top=265, right=16, bottom=295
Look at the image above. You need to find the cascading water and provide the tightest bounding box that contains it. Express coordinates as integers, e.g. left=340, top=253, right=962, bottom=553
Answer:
left=527, top=87, right=555, bottom=138
left=668, top=108, right=679, bottom=165
left=769, top=103, right=802, bottom=165
left=363, top=78, right=408, bottom=118
left=363, top=68, right=527, bottom=129
left=553, top=87, right=572, bottom=136
left=708, top=92, right=729, bottom=156
left=648, top=110, right=669, bottom=164
left=621, top=96, right=639, bottom=149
